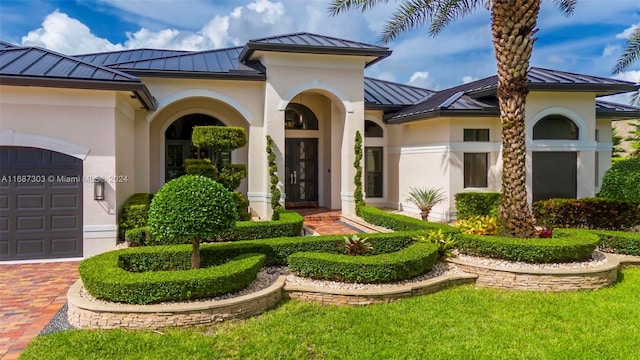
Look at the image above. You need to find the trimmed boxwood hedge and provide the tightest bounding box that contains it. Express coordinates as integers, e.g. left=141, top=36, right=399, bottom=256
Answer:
left=591, top=230, right=640, bottom=256
left=80, top=252, right=265, bottom=305
left=359, top=205, right=458, bottom=233
left=288, top=242, right=439, bottom=283
left=118, top=193, right=153, bottom=241
left=216, top=211, right=303, bottom=241
left=454, top=192, right=500, bottom=220
left=456, top=229, right=599, bottom=263
left=80, top=232, right=419, bottom=303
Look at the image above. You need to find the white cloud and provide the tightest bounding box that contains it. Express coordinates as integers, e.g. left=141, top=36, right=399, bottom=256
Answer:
left=462, top=75, right=478, bottom=84
left=21, top=10, right=123, bottom=54
left=602, top=44, right=621, bottom=58
left=375, top=72, right=396, bottom=82
left=616, top=23, right=640, bottom=40
left=408, top=71, right=437, bottom=89
left=613, top=70, right=640, bottom=83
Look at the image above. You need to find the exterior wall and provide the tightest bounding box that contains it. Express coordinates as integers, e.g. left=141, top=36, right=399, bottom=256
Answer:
left=525, top=91, right=600, bottom=202
left=0, top=86, right=120, bottom=257
left=114, top=94, right=137, bottom=213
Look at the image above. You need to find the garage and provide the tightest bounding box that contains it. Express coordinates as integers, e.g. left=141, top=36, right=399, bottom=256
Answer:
left=0, top=146, right=83, bottom=261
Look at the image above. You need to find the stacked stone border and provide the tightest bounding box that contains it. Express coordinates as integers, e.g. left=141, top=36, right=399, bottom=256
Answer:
left=68, top=252, right=640, bottom=330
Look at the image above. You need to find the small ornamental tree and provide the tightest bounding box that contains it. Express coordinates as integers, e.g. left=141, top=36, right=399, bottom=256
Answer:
left=353, top=131, right=365, bottom=215
left=188, top=126, right=250, bottom=220
left=148, top=175, right=237, bottom=269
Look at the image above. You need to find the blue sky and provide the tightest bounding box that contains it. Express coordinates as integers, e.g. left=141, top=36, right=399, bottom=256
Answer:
left=1, top=0, right=639, bottom=99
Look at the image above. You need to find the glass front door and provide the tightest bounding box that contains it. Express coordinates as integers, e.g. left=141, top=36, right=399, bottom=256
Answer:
left=285, top=138, right=318, bottom=207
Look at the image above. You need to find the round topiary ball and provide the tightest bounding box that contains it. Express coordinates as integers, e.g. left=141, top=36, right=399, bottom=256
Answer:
left=148, top=175, right=238, bottom=245
left=599, top=158, right=640, bottom=203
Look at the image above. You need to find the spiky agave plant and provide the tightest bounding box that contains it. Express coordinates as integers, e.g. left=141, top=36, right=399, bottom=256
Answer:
left=406, top=187, right=447, bottom=221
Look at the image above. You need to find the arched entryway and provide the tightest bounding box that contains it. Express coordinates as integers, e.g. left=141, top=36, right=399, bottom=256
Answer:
left=165, top=114, right=229, bottom=182
left=531, top=114, right=579, bottom=202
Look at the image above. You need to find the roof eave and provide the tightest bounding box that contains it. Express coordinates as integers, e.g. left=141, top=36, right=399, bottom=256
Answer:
left=117, top=69, right=266, bottom=81
left=387, top=109, right=500, bottom=124
left=239, top=42, right=391, bottom=64
left=596, top=109, right=640, bottom=120
left=466, top=84, right=639, bottom=98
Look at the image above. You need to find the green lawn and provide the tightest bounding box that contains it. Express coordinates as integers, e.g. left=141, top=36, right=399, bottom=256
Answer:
left=22, top=267, right=640, bottom=360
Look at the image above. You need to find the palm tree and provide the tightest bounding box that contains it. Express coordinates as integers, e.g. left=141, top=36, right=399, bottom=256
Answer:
left=612, top=27, right=640, bottom=105
left=330, top=0, right=577, bottom=238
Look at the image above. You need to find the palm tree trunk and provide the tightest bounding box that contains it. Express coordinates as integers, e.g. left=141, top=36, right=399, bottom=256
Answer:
left=491, top=0, right=538, bottom=238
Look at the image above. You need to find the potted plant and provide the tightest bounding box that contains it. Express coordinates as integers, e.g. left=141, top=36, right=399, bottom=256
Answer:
left=407, top=187, right=446, bottom=221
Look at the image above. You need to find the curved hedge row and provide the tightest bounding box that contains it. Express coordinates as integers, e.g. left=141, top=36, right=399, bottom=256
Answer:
left=456, top=229, right=599, bottom=263
left=288, top=242, right=439, bottom=283
left=591, top=230, right=640, bottom=256
left=80, top=252, right=265, bottom=304
left=358, top=205, right=458, bottom=233
left=216, top=210, right=304, bottom=241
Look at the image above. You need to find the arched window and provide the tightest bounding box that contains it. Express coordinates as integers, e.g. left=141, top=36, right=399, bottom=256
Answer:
left=285, top=103, right=318, bottom=130
left=533, top=115, right=579, bottom=140
left=365, top=120, right=383, bottom=137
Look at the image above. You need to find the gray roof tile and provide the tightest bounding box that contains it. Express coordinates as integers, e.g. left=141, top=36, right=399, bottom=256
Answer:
left=249, top=32, right=388, bottom=50
left=364, top=77, right=434, bottom=108
left=75, top=48, right=190, bottom=66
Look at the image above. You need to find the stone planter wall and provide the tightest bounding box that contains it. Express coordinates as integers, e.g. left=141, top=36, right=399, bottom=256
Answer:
left=283, top=274, right=477, bottom=306
left=447, top=251, right=620, bottom=291
left=67, top=276, right=286, bottom=330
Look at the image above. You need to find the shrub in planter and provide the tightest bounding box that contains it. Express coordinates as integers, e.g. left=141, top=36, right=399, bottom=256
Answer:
left=456, top=228, right=599, bottom=263
left=287, top=242, right=439, bottom=283
left=532, top=198, right=639, bottom=230
left=117, top=193, right=152, bottom=241
left=125, top=227, right=148, bottom=247
left=148, top=175, right=237, bottom=268
left=591, top=230, right=640, bottom=256
left=454, top=192, right=501, bottom=219
left=599, top=158, right=640, bottom=203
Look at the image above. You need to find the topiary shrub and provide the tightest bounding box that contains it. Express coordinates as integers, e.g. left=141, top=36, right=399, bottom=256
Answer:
left=117, top=193, right=153, bottom=241
left=287, top=242, right=439, bottom=283
left=184, top=159, right=217, bottom=179
left=359, top=205, right=459, bottom=233
left=148, top=175, right=237, bottom=268
left=598, top=158, right=640, bottom=203
left=456, top=228, right=599, bottom=263
left=354, top=131, right=365, bottom=214
left=192, top=126, right=247, bottom=154
left=218, top=164, right=247, bottom=191
left=215, top=210, right=303, bottom=241
left=266, top=135, right=284, bottom=219
left=591, top=230, right=640, bottom=256
left=532, top=198, right=639, bottom=230
left=454, top=192, right=501, bottom=220
left=125, top=227, right=148, bottom=247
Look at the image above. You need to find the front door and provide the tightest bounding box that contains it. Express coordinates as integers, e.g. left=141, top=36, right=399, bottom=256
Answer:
left=532, top=151, right=577, bottom=202
left=285, top=138, right=318, bottom=207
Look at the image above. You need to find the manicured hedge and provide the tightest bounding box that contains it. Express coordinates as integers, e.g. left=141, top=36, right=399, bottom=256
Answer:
left=81, top=232, right=419, bottom=303
left=456, top=228, right=599, bottom=263
left=454, top=192, right=500, bottom=220
left=532, top=198, right=640, bottom=230
left=117, top=193, right=152, bottom=241
left=288, top=242, right=439, bottom=283
left=125, top=227, right=148, bottom=247
left=358, top=205, right=458, bottom=233
left=144, top=211, right=304, bottom=245
left=598, top=158, right=640, bottom=203
left=80, top=252, right=265, bottom=304
left=591, top=230, right=640, bottom=256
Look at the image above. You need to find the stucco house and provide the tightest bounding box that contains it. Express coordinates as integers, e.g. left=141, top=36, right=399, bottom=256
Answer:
left=1, top=33, right=639, bottom=261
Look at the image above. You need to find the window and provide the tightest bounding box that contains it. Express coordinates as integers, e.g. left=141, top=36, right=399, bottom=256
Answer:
left=464, top=153, right=488, bottom=188
left=533, top=115, right=579, bottom=140
left=365, top=147, right=383, bottom=197
left=365, top=120, right=383, bottom=137
left=464, top=129, right=489, bottom=142
left=284, top=103, right=318, bottom=130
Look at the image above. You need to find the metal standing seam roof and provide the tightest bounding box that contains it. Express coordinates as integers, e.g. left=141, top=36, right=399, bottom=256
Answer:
left=105, top=46, right=265, bottom=79
left=239, top=32, right=392, bottom=66
left=74, top=48, right=191, bottom=66
left=364, top=77, right=435, bottom=109
left=596, top=100, right=640, bottom=119
left=0, top=40, right=17, bottom=49
left=0, top=46, right=157, bottom=110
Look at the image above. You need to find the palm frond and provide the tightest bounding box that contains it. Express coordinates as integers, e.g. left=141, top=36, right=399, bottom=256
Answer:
left=553, top=0, right=577, bottom=16
left=613, top=27, right=640, bottom=74
left=631, top=89, right=640, bottom=107
left=380, top=0, right=437, bottom=43
left=430, top=0, right=484, bottom=35
left=329, top=0, right=389, bottom=15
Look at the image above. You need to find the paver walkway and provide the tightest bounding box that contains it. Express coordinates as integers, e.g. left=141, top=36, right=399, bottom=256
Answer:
left=296, top=208, right=361, bottom=235
left=0, top=261, right=79, bottom=360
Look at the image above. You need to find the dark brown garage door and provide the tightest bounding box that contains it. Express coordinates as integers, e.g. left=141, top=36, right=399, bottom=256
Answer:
left=0, top=146, right=83, bottom=261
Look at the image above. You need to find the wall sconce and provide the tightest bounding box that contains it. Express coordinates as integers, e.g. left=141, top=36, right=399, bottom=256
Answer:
left=94, top=177, right=105, bottom=201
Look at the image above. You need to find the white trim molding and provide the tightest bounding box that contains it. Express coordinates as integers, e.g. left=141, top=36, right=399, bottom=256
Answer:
left=277, top=79, right=354, bottom=113
left=0, top=130, right=90, bottom=160
left=148, top=89, right=254, bottom=124
left=340, top=191, right=355, bottom=201
left=83, top=225, right=118, bottom=239
left=526, top=140, right=598, bottom=151
left=391, top=142, right=502, bottom=155
left=527, top=107, right=587, bottom=141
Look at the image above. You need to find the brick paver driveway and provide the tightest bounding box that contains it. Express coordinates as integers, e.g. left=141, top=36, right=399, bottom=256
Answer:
left=0, top=261, right=79, bottom=360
